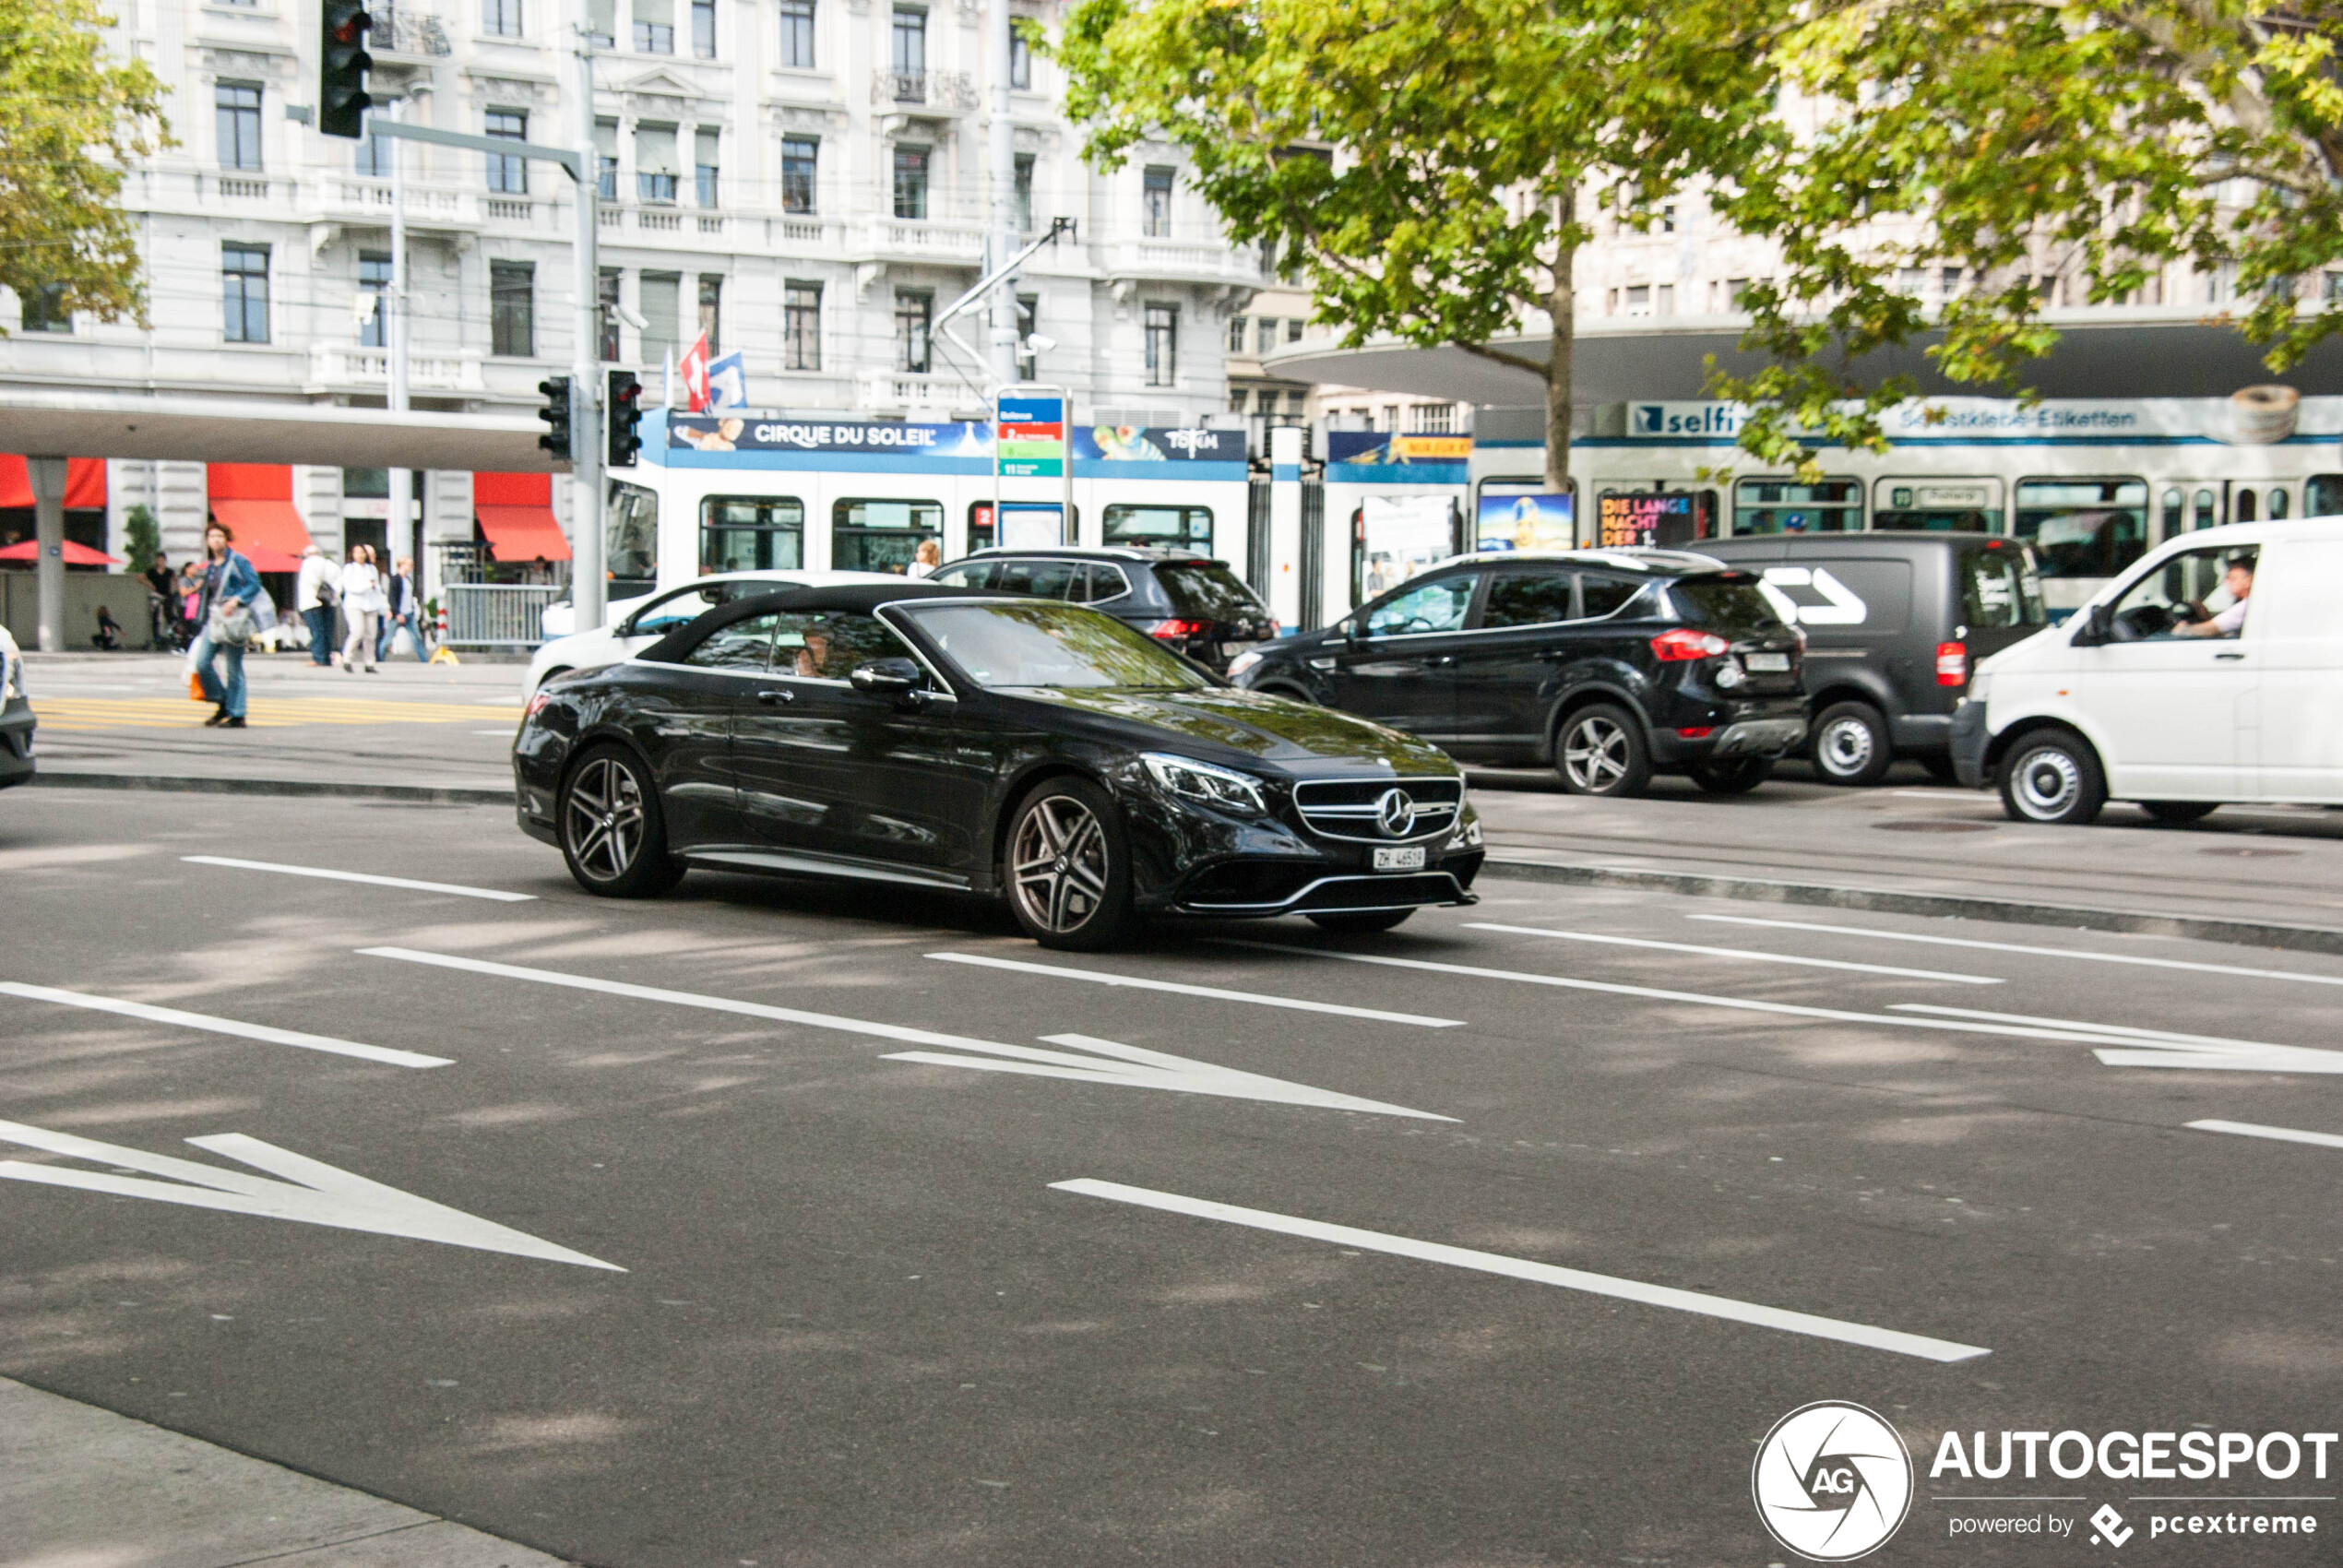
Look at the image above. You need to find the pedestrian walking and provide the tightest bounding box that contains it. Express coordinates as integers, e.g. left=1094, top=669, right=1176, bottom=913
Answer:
left=191, top=521, right=261, bottom=728
left=378, top=556, right=427, bottom=663
left=176, top=560, right=206, bottom=647
left=338, top=543, right=387, bottom=673
left=295, top=543, right=339, bottom=667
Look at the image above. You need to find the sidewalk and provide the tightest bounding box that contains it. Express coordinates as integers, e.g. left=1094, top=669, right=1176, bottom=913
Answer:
left=0, top=1375, right=573, bottom=1567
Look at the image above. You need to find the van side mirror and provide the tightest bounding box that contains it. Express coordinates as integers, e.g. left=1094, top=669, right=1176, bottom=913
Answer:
left=2073, top=602, right=2114, bottom=647
left=850, top=656, right=925, bottom=703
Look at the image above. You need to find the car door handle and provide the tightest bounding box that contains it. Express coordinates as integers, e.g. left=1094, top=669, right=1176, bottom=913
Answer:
left=756, top=688, right=795, bottom=705
left=2214, top=652, right=2247, bottom=661
left=1429, top=655, right=1456, bottom=667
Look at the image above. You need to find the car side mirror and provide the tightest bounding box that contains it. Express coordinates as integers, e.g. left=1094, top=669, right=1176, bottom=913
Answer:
left=2073, top=602, right=2113, bottom=647
left=850, top=657, right=925, bottom=703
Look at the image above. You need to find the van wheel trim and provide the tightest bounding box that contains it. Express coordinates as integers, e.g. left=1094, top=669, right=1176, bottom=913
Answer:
left=2013, top=749, right=2082, bottom=818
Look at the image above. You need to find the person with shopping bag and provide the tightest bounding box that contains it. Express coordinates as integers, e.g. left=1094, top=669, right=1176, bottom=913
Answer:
left=379, top=556, right=427, bottom=663
left=338, top=543, right=387, bottom=673
left=295, top=543, right=339, bottom=667
left=190, top=521, right=261, bottom=728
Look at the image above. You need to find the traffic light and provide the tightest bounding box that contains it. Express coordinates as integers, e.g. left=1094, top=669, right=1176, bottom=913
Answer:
left=607, top=371, right=643, bottom=467
left=319, top=0, right=373, bottom=140
left=536, top=375, right=572, bottom=462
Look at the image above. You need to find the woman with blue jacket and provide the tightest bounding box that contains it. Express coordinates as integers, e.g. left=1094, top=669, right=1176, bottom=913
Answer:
left=193, top=520, right=261, bottom=728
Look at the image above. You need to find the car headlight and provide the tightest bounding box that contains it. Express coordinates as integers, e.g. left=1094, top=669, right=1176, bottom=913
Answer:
left=1142, top=752, right=1269, bottom=815
left=1226, top=648, right=1265, bottom=679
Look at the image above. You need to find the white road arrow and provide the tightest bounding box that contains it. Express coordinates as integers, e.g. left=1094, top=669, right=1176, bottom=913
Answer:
left=0, top=1121, right=622, bottom=1271
left=1890, top=1004, right=2343, bottom=1074
left=363, top=946, right=1452, bottom=1121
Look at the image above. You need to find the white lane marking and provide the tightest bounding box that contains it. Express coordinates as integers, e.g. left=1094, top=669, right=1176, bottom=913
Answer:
left=0, top=982, right=450, bottom=1069
left=1465, top=923, right=2002, bottom=985
left=184, top=856, right=534, bottom=902
left=0, top=1120, right=619, bottom=1269
left=1051, top=1178, right=1990, bottom=1363
left=927, top=951, right=1468, bottom=1026
left=1891, top=1004, right=2343, bottom=1074
left=363, top=947, right=1451, bottom=1120
left=470, top=728, right=515, bottom=735
left=2188, top=1120, right=2343, bottom=1150
left=1218, top=941, right=2136, bottom=1046
left=1891, top=790, right=1996, bottom=802
left=1688, top=913, right=2343, bottom=988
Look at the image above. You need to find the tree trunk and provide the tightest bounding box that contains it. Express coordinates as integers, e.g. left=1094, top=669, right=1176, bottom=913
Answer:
left=1544, top=237, right=1576, bottom=529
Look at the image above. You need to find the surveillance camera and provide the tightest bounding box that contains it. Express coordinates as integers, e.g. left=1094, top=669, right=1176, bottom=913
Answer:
left=1023, top=333, right=1056, bottom=353
left=612, top=302, right=648, bottom=331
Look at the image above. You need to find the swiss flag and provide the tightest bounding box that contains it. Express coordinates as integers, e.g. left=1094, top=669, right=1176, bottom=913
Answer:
left=678, top=332, right=712, bottom=412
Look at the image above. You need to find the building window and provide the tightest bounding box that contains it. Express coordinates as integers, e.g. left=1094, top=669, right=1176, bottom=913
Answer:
left=2325, top=272, right=2343, bottom=304
left=19, top=283, right=70, bottom=335
left=1008, top=21, right=1030, bottom=88
left=633, top=0, right=673, bottom=52
left=1285, top=318, right=1303, bottom=344
left=1013, top=151, right=1034, bottom=234
left=892, top=6, right=926, bottom=75
left=1410, top=404, right=1455, bottom=434
left=639, top=271, right=681, bottom=363
left=343, top=468, right=389, bottom=499
left=1144, top=303, right=1177, bottom=386
left=1227, top=315, right=1247, bottom=352
left=221, top=244, right=269, bottom=343
left=358, top=128, right=394, bottom=176
left=1255, top=317, right=1277, bottom=355
left=588, top=0, right=614, bottom=44
left=1016, top=292, right=1037, bottom=381
left=784, top=281, right=821, bottom=371
left=696, top=273, right=721, bottom=353
left=1142, top=165, right=1173, bottom=237
left=695, top=128, right=720, bottom=207
left=779, top=0, right=815, bottom=65
left=1623, top=284, right=1650, bottom=315
left=636, top=123, right=679, bottom=203
left=691, top=0, right=715, bottom=55
left=595, top=118, right=618, bottom=200
left=216, top=83, right=262, bottom=171
left=490, top=262, right=535, bottom=357
left=892, top=144, right=929, bottom=220
left=485, top=109, right=528, bottom=194
left=896, top=290, right=932, bottom=373
left=781, top=136, right=818, bottom=212
left=598, top=268, right=622, bottom=361
left=358, top=250, right=390, bottom=347
left=1229, top=388, right=1248, bottom=414
left=484, top=0, right=522, bottom=35
left=1657, top=283, right=1674, bottom=315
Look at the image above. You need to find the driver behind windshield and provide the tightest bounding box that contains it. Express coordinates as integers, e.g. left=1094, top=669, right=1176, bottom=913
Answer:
left=2171, top=553, right=2254, bottom=638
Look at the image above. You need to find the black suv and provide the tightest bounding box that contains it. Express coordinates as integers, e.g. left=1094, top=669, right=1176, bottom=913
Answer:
left=1695, top=532, right=2050, bottom=785
left=1231, top=549, right=1807, bottom=796
left=924, top=546, right=1279, bottom=674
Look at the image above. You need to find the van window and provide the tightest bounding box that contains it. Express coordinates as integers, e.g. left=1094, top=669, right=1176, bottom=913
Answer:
left=606, top=480, right=660, bottom=588
left=2105, top=545, right=2253, bottom=640
left=1732, top=478, right=1862, bottom=535
left=2014, top=478, right=2147, bottom=579
left=832, top=497, right=943, bottom=574
left=1874, top=480, right=2000, bottom=532
left=701, top=495, right=803, bottom=573
left=1959, top=543, right=2049, bottom=628
left=1668, top=576, right=1786, bottom=636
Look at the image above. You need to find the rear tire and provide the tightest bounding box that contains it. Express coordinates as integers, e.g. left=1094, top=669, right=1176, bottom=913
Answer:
left=1555, top=704, right=1653, bottom=798
left=1306, top=909, right=1415, bottom=934
left=1812, top=701, right=1894, bottom=787
left=1687, top=756, right=1774, bottom=796
left=1005, top=777, right=1136, bottom=951
left=2141, top=800, right=2220, bottom=825
left=559, top=745, right=685, bottom=897
left=1997, top=731, right=2107, bottom=826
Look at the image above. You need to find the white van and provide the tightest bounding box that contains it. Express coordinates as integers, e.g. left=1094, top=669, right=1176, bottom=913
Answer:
left=1951, top=517, right=2343, bottom=823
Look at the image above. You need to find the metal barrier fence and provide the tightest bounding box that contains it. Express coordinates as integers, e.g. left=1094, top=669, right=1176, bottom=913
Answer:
left=444, top=583, right=563, bottom=648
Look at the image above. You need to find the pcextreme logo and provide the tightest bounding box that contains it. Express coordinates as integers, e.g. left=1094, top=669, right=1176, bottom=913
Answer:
left=1753, top=1402, right=1916, bottom=1562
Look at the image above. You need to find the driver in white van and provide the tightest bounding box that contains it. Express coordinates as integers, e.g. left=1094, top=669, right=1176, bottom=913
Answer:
left=2171, top=554, right=2254, bottom=638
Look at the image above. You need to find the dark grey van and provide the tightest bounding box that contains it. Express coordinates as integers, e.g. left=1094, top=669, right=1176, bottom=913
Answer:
left=1695, top=532, right=2050, bottom=784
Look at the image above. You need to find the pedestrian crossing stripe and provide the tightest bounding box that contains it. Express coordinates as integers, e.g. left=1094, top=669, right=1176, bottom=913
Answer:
left=29, top=699, right=523, bottom=731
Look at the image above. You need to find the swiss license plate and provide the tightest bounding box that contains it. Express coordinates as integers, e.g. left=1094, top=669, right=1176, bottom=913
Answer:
left=1744, top=651, right=1790, bottom=672
left=1373, top=846, right=1427, bottom=872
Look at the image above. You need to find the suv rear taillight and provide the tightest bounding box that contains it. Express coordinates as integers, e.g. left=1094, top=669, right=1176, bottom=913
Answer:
left=1650, top=628, right=1731, bottom=661
left=1936, top=641, right=1968, bottom=686
left=1150, top=618, right=1207, bottom=641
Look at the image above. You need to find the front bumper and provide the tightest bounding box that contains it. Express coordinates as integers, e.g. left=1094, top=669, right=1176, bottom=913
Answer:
left=1173, top=858, right=1483, bottom=918
left=0, top=696, right=36, bottom=789
left=1950, top=701, right=1991, bottom=789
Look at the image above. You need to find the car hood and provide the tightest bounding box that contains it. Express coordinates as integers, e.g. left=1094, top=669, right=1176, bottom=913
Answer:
left=1016, top=686, right=1457, bottom=774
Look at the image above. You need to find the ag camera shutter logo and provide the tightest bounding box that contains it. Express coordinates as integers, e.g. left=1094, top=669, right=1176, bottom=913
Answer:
left=1752, top=1401, right=1914, bottom=1561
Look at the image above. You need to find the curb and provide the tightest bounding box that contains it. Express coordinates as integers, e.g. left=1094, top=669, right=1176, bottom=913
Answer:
left=27, top=771, right=514, bottom=807
left=1479, top=856, right=2343, bottom=956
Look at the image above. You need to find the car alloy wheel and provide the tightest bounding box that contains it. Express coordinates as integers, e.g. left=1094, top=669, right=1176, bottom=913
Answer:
left=1556, top=704, right=1651, bottom=797
left=560, top=747, right=685, bottom=897
left=1005, top=779, right=1134, bottom=949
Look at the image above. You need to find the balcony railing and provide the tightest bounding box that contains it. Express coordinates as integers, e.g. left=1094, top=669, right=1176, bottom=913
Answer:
left=871, top=68, right=979, bottom=110
left=1103, top=236, right=1266, bottom=287
left=860, top=370, right=983, bottom=412
left=861, top=218, right=985, bottom=263
left=308, top=344, right=483, bottom=394
left=305, top=177, right=478, bottom=230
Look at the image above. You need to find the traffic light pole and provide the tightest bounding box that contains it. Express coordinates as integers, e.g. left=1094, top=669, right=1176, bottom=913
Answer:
left=567, top=23, right=604, bottom=632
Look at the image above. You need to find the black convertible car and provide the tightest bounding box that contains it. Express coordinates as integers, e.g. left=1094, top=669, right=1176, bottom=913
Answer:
left=514, top=582, right=1483, bottom=948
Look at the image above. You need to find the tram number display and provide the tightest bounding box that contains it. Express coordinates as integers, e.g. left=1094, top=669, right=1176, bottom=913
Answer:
left=1599, top=491, right=1699, bottom=549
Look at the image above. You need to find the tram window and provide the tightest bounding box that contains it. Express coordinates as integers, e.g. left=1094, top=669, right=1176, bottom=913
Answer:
left=2194, top=488, right=2218, bottom=529
left=2160, top=486, right=2185, bottom=539
left=1873, top=479, right=2000, bottom=532
left=2269, top=487, right=2290, bottom=520
left=968, top=502, right=994, bottom=555
left=1731, top=478, right=1861, bottom=535
left=701, top=495, right=804, bottom=573
left=831, top=496, right=943, bottom=574
left=606, top=481, right=660, bottom=590
left=1103, top=504, right=1212, bottom=550
left=2310, top=475, right=2343, bottom=517
left=2236, top=488, right=2257, bottom=524
left=2013, top=478, right=2148, bottom=578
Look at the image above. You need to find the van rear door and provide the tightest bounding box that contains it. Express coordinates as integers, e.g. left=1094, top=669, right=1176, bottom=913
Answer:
left=2245, top=537, right=2343, bottom=802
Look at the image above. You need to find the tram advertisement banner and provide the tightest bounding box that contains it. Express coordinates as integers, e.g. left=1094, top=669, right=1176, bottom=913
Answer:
left=668, top=416, right=988, bottom=454
left=1477, top=493, right=1575, bottom=552
left=1599, top=491, right=1699, bottom=548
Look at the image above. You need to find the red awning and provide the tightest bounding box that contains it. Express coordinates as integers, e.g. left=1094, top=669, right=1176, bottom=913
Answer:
left=0, top=539, right=123, bottom=565
left=0, top=457, right=108, bottom=509
left=207, top=499, right=314, bottom=558
left=476, top=505, right=572, bottom=563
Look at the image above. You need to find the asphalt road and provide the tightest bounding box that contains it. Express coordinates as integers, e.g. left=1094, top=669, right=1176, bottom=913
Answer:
left=5, top=785, right=2341, bottom=1566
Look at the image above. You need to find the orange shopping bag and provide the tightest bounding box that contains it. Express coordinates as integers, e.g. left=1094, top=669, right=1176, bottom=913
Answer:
left=188, top=671, right=205, bottom=702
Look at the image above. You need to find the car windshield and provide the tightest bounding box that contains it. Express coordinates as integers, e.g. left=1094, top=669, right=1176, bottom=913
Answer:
left=901, top=600, right=1211, bottom=691
left=1668, top=576, right=1790, bottom=636
left=1153, top=562, right=1265, bottom=620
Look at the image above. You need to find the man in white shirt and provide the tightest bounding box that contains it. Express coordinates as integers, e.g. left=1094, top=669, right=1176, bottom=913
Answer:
left=2173, top=554, right=2254, bottom=639
left=293, top=545, right=339, bottom=666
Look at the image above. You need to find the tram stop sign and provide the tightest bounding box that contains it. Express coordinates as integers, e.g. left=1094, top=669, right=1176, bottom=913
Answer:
left=996, top=393, right=1066, bottom=480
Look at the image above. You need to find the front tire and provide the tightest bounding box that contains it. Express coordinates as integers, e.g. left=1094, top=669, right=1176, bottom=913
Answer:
left=2141, top=800, right=2220, bottom=825
left=1998, top=731, right=2107, bottom=826
left=1307, top=909, right=1415, bottom=934
left=1687, top=756, right=1774, bottom=796
left=1555, top=704, right=1653, bottom=798
left=560, top=745, right=685, bottom=897
left=1005, top=777, right=1136, bottom=951
left=1812, top=701, right=1894, bottom=787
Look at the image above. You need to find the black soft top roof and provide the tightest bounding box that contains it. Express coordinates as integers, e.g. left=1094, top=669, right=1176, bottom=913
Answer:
left=639, top=580, right=1019, bottom=662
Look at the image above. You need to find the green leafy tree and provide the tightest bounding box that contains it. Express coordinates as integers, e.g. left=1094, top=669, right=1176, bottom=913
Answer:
left=1054, top=0, right=1788, bottom=490
left=1714, top=0, right=2343, bottom=472
left=123, top=503, right=161, bottom=571
left=0, top=0, right=171, bottom=333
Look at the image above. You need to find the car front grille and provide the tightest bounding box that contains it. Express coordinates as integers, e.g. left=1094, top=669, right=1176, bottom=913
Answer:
left=1291, top=777, right=1465, bottom=843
